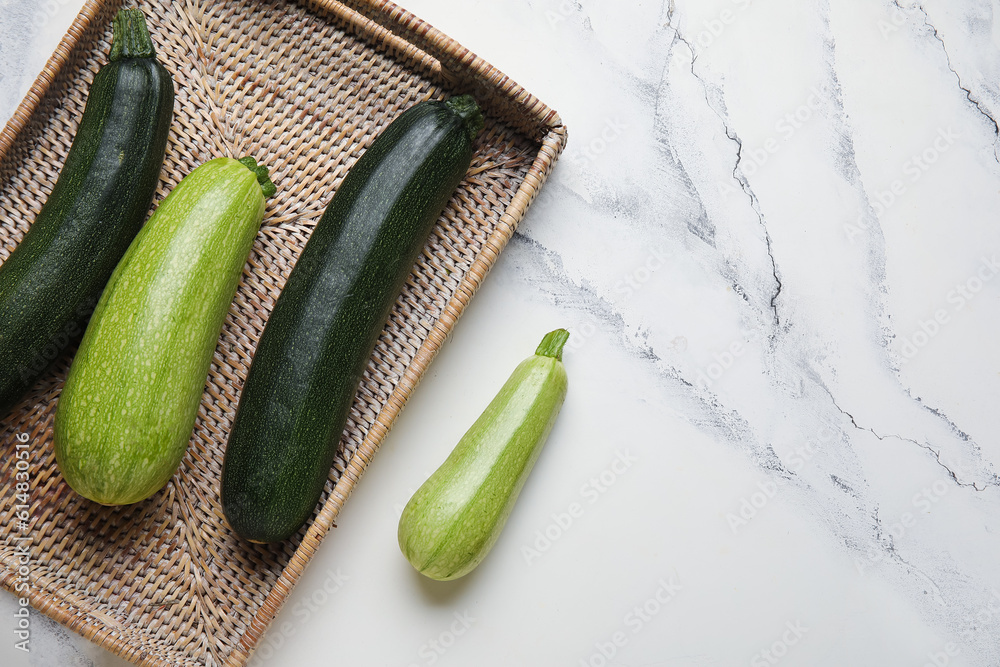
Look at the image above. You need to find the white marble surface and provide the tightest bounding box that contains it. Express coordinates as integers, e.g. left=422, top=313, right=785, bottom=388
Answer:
left=4, top=0, right=1000, bottom=665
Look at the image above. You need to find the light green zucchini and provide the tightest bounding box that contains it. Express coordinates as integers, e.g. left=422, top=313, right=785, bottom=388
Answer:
left=53, top=157, right=275, bottom=505
left=397, top=329, right=570, bottom=580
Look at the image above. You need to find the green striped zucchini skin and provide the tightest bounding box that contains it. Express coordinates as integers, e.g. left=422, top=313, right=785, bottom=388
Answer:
left=0, top=9, right=173, bottom=416
left=221, top=96, right=484, bottom=543
left=398, top=330, right=570, bottom=581
left=54, top=157, right=271, bottom=506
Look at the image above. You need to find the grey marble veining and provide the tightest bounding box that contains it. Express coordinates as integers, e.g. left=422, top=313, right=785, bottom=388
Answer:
left=2, top=1, right=1000, bottom=665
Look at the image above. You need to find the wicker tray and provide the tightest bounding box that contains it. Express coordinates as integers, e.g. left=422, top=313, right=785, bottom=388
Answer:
left=0, top=1, right=565, bottom=665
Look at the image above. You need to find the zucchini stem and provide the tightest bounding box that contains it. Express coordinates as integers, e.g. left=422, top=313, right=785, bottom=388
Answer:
left=445, top=95, right=484, bottom=143
left=238, top=157, right=278, bottom=199
left=109, top=9, right=156, bottom=61
left=535, top=329, right=570, bottom=361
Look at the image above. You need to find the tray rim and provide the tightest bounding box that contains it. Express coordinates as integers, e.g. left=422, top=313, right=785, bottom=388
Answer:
left=0, top=1, right=567, bottom=665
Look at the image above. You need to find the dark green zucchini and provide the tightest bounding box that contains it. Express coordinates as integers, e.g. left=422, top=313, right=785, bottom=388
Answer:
left=0, top=9, right=173, bottom=416
left=221, top=95, right=484, bottom=543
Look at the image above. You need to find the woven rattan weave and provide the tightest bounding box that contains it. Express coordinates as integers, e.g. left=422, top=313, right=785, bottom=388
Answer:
left=0, top=1, right=565, bottom=665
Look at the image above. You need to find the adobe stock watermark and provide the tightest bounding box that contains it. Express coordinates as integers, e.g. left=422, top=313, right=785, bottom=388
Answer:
left=545, top=0, right=604, bottom=29
left=16, top=296, right=96, bottom=385
left=579, top=576, right=682, bottom=667
left=920, top=643, right=961, bottom=667
left=877, top=4, right=909, bottom=40
left=687, top=0, right=754, bottom=55
left=564, top=314, right=617, bottom=356
left=11, top=431, right=33, bottom=654
left=897, top=254, right=999, bottom=364
left=248, top=568, right=350, bottom=666
left=726, top=478, right=778, bottom=535
left=844, top=127, right=960, bottom=242
left=25, top=0, right=73, bottom=38
left=918, top=587, right=1000, bottom=667
left=719, top=83, right=832, bottom=197
left=750, top=620, right=809, bottom=666
left=614, top=246, right=671, bottom=299
left=784, top=421, right=840, bottom=472
left=564, top=318, right=599, bottom=356
left=405, top=610, right=476, bottom=667
left=695, top=338, right=747, bottom=390
left=522, top=449, right=637, bottom=565
left=570, top=117, right=628, bottom=171
left=728, top=421, right=841, bottom=534
left=958, top=589, right=1000, bottom=644
left=854, top=477, right=950, bottom=575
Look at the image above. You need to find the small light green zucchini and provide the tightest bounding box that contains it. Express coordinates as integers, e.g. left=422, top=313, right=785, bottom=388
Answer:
left=398, top=329, right=570, bottom=581
left=53, top=157, right=276, bottom=505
